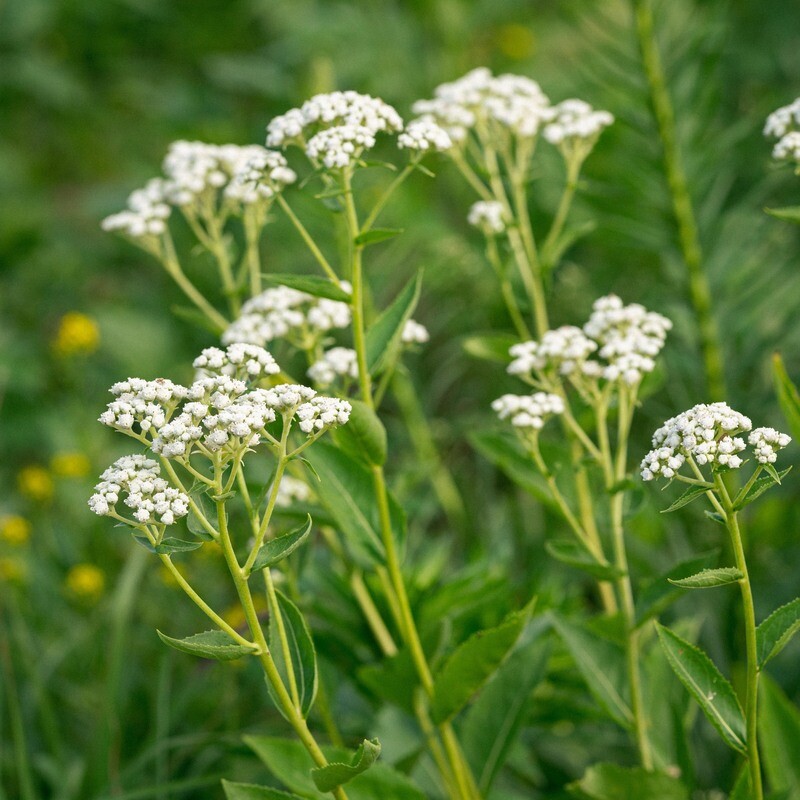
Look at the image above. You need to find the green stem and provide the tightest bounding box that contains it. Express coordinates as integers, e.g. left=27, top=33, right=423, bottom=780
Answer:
left=541, top=157, right=582, bottom=271
left=349, top=570, right=399, bottom=657
left=361, top=163, right=415, bottom=232
left=263, top=569, right=301, bottom=709
left=244, top=210, right=263, bottom=296
left=276, top=194, right=340, bottom=283
left=716, top=478, right=763, bottom=800
left=632, top=0, right=727, bottom=400
left=207, top=216, right=240, bottom=317
left=485, top=235, right=531, bottom=340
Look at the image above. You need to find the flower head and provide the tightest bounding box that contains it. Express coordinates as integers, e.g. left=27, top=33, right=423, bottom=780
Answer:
left=295, top=396, right=352, bottom=433
left=193, top=343, right=280, bottom=382
left=100, top=378, right=188, bottom=434
left=749, top=427, right=792, bottom=464
left=543, top=99, right=614, bottom=148
left=492, top=392, right=564, bottom=431
left=53, top=312, right=100, bottom=356
left=398, top=119, right=453, bottom=152
left=468, top=200, right=506, bottom=235
left=307, top=347, right=358, bottom=387
left=401, top=319, right=430, bottom=345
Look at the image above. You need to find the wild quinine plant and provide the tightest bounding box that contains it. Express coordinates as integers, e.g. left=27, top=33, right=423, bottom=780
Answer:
left=92, top=69, right=800, bottom=800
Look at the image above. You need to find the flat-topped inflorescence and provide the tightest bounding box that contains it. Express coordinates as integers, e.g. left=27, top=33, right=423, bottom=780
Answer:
left=765, top=97, right=800, bottom=166
left=193, top=344, right=280, bottom=382
left=307, top=347, right=358, bottom=387
left=467, top=201, right=506, bottom=235
left=492, top=392, right=565, bottom=431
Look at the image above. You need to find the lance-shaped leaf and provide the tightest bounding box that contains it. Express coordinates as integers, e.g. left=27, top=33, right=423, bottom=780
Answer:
left=766, top=206, right=800, bottom=225
left=431, top=602, right=533, bottom=724
left=660, top=485, right=708, bottom=513
left=668, top=567, right=743, bottom=589
left=251, top=516, right=313, bottom=572
left=462, top=333, right=517, bottom=364
left=567, top=762, right=689, bottom=799
left=186, top=487, right=219, bottom=541
left=773, top=353, right=800, bottom=443
left=354, top=228, right=403, bottom=246
left=267, top=590, right=317, bottom=719
left=222, top=781, right=303, bottom=800
left=758, top=674, right=800, bottom=798
left=545, top=540, right=624, bottom=581
left=311, top=739, right=381, bottom=792
left=156, top=629, right=256, bottom=661
left=262, top=274, right=351, bottom=302
left=365, top=271, right=422, bottom=375
left=656, top=623, right=746, bottom=754
left=757, top=597, right=800, bottom=668
left=154, top=537, right=204, bottom=554
left=332, top=400, right=387, bottom=466
left=552, top=615, right=633, bottom=729
left=733, top=466, right=792, bottom=510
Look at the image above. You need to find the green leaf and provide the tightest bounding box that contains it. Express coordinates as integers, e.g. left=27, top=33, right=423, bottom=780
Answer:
left=243, top=737, right=425, bottom=800
left=222, top=781, right=303, bottom=800
left=262, top=274, right=350, bottom=302
left=655, top=623, right=746, bottom=754
left=469, top=429, right=554, bottom=508
left=171, top=304, right=225, bottom=335
left=365, top=271, right=422, bottom=375
left=354, top=228, right=403, bottom=246
left=757, top=597, right=800, bottom=668
left=431, top=602, right=533, bottom=724
left=541, top=219, right=596, bottom=271
left=635, top=550, right=720, bottom=627
left=187, top=489, right=218, bottom=541
left=758, top=674, right=800, bottom=799
left=462, top=333, right=518, bottom=364
left=462, top=625, right=551, bottom=793
left=551, top=616, right=633, bottom=729
left=156, top=629, right=256, bottom=661
left=668, top=567, right=743, bottom=589
left=311, top=739, right=381, bottom=792
left=267, top=590, right=317, bottom=719
left=773, top=353, right=800, bottom=443
left=733, top=466, right=792, bottom=510
left=567, top=762, right=689, bottom=800
left=766, top=206, right=800, bottom=225
left=154, top=537, right=204, bottom=554
left=251, top=516, right=313, bottom=572
left=545, top=540, right=624, bottom=581
left=332, top=399, right=387, bottom=466
left=660, top=485, right=708, bottom=513
left=303, top=444, right=405, bottom=567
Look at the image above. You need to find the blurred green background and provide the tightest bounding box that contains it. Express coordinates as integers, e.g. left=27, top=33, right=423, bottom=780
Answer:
left=2, top=0, right=800, bottom=797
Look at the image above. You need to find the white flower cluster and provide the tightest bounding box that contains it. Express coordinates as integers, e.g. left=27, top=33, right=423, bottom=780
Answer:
left=193, top=343, right=280, bottom=382
left=88, top=455, right=189, bottom=525
left=100, top=378, right=188, bottom=434
left=749, top=427, right=792, bottom=464
left=765, top=98, right=800, bottom=164
left=296, top=396, right=352, bottom=433
left=640, top=403, right=760, bottom=481
left=222, top=285, right=352, bottom=347
left=267, top=91, right=404, bottom=148
left=508, top=295, right=672, bottom=386
left=402, top=319, right=430, bottom=344
left=307, top=347, right=358, bottom=386
left=397, top=118, right=453, bottom=152
left=102, top=142, right=295, bottom=239
left=492, top=392, right=565, bottom=431
left=101, top=179, right=172, bottom=239
left=468, top=200, right=506, bottom=235
left=508, top=327, right=598, bottom=378
left=274, top=475, right=313, bottom=507
left=543, top=99, right=614, bottom=147
left=306, top=124, right=377, bottom=169
left=412, top=67, right=555, bottom=142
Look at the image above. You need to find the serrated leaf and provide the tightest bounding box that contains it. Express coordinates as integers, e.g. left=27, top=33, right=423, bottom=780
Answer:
left=656, top=623, right=746, bottom=754
left=661, top=485, right=708, bottom=513
left=567, top=762, right=689, bottom=800
left=431, top=602, right=533, bottom=724
left=156, top=629, right=256, bottom=661
left=757, top=597, right=800, bottom=668
left=461, top=332, right=518, bottom=364
left=354, top=228, right=403, bottom=246
left=154, top=537, right=204, bottom=554
left=332, top=399, right=387, bottom=466
left=668, top=567, right=742, bottom=589
left=267, top=590, right=317, bottom=719
left=311, top=739, right=381, bottom=792
left=222, top=781, right=303, bottom=800
left=733, top=466, right=792, bottom=510
left=635, top=550, right=720, bottom=627
left=462, top=624, right=551, bottom=793
left=552, top=615, right=633, bottom=728
left=758, top=674, right=800, bottom=798
left=766, top=206, right=800, bottom=224
left=131, top=530, right=157, bottom=553
left=365, top=271, right=422, bottom=376
left=262, top=274, right=351, bottom=302
left=545, top=540, right=624, bottom=580
left=303, top=444, right=405, bottom=567
left=773, top=353, right=800, bottom=443
left=251, top=516, right=313, bottom=572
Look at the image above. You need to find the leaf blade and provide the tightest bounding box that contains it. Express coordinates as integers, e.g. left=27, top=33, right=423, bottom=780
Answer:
left=156, top=629, right=256, bottom=661
left=251, top=516, right=313, bottom=572
left=756, top=597, right=800, bottom=668
left=310, top=739, right=381, bottom=792
left=667, top=567, right=743, bottom=589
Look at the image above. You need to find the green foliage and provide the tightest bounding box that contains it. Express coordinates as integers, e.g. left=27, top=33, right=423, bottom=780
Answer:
left=251, top=516, right=313, bottom=572
left=545, top=540, right=625, bottom=581
left=310, top=739, right=381, bottom=792
left=567, top=762, right=689, bottom=800
left=668, top=567, right=743, bottom=589
left=758, top=675, right=800, bottom=800
left=156, top=629, right=256, bottom=660
left=773, top=353, right=800, bottom=443
left=756, top=597, right=800, bottom=669
left=222, top=781, right=304, bottom=800
left=733, top=467, right=793, bottom=510
left=262, top=274, right=351, bottom=302
left=332, top=399, right=387, bottom=466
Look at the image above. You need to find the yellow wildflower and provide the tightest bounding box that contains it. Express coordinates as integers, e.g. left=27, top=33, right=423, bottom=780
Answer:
left=17, top=466, right=54, bottom=502
left=0, top=557, right=25, bottom=584
left=51, top=452, right=91, bottom=478
left=496, top=24, right=536, bottom=61
left=53, top=312, right=100, bottom=356
left=65, top=563, right=105, bottom=602
left=0, top=515, right=31, bottom=546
